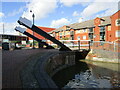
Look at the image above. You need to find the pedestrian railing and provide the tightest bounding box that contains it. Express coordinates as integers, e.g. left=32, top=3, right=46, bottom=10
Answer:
left=47, top=40, right=91, bottom=50
left=47, top=40, right=120, bottom=52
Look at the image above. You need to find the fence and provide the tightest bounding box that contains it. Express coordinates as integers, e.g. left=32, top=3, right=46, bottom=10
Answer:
left=47, top=40, right=120, bottom=52
left=47, top=40, right=91, bottom=50
left=91, top=41, right=120, bottom=52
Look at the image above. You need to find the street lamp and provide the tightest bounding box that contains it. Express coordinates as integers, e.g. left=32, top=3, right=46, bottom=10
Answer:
left=30, top=10, right=35, bottom=49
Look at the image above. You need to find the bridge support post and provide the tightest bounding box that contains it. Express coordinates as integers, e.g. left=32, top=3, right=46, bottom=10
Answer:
left=89, top=41, right=91, bottom=50
left=78, top=40, right=80, bottom=50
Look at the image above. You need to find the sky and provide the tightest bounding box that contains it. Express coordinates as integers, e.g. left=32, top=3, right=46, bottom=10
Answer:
left=0, top=0, right=119, bottom=35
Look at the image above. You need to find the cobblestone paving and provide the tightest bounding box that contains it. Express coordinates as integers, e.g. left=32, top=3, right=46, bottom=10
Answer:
left=2, top=49, right=57, bottom=88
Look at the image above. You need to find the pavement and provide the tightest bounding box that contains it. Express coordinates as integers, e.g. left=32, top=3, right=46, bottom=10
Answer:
left=2, top=48, right=57, bottom=88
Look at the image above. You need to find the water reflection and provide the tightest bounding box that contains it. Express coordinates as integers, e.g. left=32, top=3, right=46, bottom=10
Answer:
left=52, top=60, right=120, bottom=88
left=64, top=70, right=112, bottom=88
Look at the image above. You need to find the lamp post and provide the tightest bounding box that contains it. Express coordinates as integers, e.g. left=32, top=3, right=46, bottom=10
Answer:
left=30, top=10, right=35, bottom=49
left=2, top=23, right=4, bottom=42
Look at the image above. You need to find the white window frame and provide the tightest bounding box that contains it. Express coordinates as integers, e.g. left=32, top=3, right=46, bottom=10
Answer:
left=77, top=36, right=80, bottom=40
left=116, top=30, right=120, bottom=37
left=83, top=35, right=86, bottom=40
left=115, top=19, right=120, bottom=26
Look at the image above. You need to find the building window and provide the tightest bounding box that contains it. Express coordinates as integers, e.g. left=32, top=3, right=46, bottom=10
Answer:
left=100, top=26, right=105, bottom=32
left=100, top=26, right=105, bottom=41
left=83, top=29, right=86, bottom=32
left=66, top=31, right=70, bottom=35
left=60, top=32, right=62, bottom=36
left=64, top=31, right=66, bottom=36
left=116, top=30, right=120, bottom=37
left=108, top=26, right=111, bottom=31
left=70, top=31, right=74, bottom=35
left=89, top=28, right=93, bottom=32
left=53, top=33, right=55, bottom=37
left=76, top=30, right=80, bottom=33
left=77, top=36, right=80, bottom=40
left=89, top=33, right=93, bottom=39
left=116, top=19, right=120, bottom=26
left=83, top=36, right=86, bottom=40
left=100, top=32, right=105, bottom=41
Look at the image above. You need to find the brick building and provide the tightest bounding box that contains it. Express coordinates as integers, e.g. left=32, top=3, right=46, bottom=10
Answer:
left=49, top=10, right=120, bottom=43
left=27, top=26, right=55, bottom=42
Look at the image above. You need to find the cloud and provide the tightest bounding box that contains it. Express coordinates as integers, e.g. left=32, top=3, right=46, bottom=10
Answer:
left=72, top=11, right=79, bottom=16
left=78, top=17, right=83, bottom=23
left=0, top=22, right=20, bottom=35
left=80, top=0, right=119, bottom=20
left=59, top=0, right=92, bottom=7
left=50, top=18, right=70, bottom=28
left=22, top=0, right=57, bottom=21
left=0, top=12, right=4, bottom=18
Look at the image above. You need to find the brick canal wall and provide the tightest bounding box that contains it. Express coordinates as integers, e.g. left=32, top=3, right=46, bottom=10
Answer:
left=21, top=50, right=76, bottom=88
left=45, top=51, right=76, bottom=77
left=86, top=49, right=120, bottom=63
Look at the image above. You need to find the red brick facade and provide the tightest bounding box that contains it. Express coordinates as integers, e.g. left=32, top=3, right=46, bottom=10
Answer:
left=26, top=11, right=120, bottom=51
left=50, top=10, right=120, bottom=43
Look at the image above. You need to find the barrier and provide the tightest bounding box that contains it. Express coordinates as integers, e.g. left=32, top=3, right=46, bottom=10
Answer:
left=47, top=40, right=91, bottom=50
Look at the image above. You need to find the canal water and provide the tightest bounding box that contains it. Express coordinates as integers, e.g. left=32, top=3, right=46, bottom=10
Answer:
left=52, top=60, right=120, bottom=89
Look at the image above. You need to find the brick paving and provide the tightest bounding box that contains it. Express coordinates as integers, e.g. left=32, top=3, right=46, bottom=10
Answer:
left=2, top=48, right=57, bottom=88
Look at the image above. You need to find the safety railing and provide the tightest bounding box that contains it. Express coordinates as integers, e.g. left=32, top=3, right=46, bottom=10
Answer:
left=47, top=40, right=120, bottom=52
left=47, top=40, right=91, bottom=50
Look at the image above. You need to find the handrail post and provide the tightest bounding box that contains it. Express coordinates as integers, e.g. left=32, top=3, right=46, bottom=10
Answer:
left=89, top=41, right=90, bottom=50
left=72, top=41, right=74, bottom=48
left=78, top=40, right=80, bottom=50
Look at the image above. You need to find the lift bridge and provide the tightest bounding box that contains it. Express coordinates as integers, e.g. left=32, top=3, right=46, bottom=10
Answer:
left=15, top=17, right=90, bottom=60
left=15, top=17, right=71, bottom=51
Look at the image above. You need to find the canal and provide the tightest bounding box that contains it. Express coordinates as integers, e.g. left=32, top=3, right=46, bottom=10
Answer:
left=52, top=60, right=120, bottom=89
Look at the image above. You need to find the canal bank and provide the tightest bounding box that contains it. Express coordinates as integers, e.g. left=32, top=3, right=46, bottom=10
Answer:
left=20, top=50, right=76, bottom=88
left=86, top=49, right=120, bottom=63
left=52, top=60, right=120, bottom=89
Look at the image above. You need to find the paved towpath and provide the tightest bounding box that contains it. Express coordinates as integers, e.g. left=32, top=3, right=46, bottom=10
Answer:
left=2, top=48, right=57, bottom=88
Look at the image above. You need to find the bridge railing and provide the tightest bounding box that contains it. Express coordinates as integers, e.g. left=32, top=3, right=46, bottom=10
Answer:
left=47, top=40, right=91, bottom=50
left=47, top=40, right=120, bottom=52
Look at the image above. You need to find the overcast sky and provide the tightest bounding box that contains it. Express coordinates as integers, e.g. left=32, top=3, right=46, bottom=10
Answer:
left=0, top=0, right=119, bottom=35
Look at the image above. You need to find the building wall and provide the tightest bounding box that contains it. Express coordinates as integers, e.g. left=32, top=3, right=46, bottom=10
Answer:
left=105, top=25, right=112, bottom=42
left=52, top=11, right=119, bottom=43
left=74, top=29, right=89, bottom=40
left=94, top=17, right=101, bottom=41
left=111, top=10, right=120, bottom=42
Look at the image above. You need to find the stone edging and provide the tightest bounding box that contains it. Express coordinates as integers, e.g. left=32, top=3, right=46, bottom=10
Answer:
left=20, top=51, right=76, bottom=88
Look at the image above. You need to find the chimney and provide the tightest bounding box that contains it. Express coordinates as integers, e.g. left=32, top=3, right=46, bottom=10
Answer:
left=78, top=17, right=83, bottom=23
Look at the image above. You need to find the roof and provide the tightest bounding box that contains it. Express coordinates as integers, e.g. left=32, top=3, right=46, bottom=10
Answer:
left=37, top=26, right=55, bottom=32
left=53, top=27, right=64, bottom=32
left=27, top=26, right=55, bottom=34
left=100, top=16, right=111, bottom=26
left=69, top=19, right=94, bottom=29
left=49, top=25, right=68, bottom=33
left=49, top=16, right=111, bottom=33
